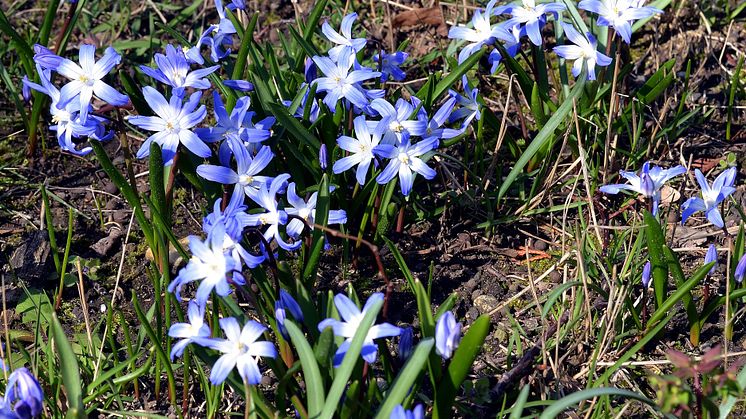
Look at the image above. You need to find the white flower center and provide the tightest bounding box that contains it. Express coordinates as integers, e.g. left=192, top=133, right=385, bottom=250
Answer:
left=78, top=74, right=94, bottom=86
left=389, top=121, right=404, bottom=133
left=239, top=174, right=254, bottom=186
left=298, top=207, right=311, bottom=220
left=398, top=152, right=410, bottom=165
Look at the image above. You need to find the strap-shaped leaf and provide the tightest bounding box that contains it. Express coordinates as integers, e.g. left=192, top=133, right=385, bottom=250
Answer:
left=51, top=314, right=86, bottom=419
left=374, top=339, right=435, bottom=419
left=286, top=321, right=325, bottom=418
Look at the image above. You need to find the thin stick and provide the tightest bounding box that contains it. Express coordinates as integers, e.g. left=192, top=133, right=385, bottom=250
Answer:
left=603, top=37, right=622, bottom=183
left=75, top=259, right=94, bottom=354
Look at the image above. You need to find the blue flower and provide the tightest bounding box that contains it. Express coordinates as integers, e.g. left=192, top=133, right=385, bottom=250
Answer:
left=398, top=327, right=414, bottom=361
left=449, top=76, right=481, bottom=129
left=319, top=144, right=328, bottom=170
left=704, top=244, right=718, bottom=276
left=312, top=48, right=381, bottom=112
left=202, top=190, right=266, bottom=269
left=3, top=367, right=43, bottom=419
left=275, top=289, right=304, bottom=340
left=169, top=300, right=211, bottom=360
left=553, top=22, right=612, bottom=81
left=496, top=0, right=566, bottom=46
left=201, top=317, right=277, bottom=385
left=55, top=45, right=129, bottom=122
left=21, top=76, right=31, bottom=102
left=598, top=162, right=687, bottom=215
left=390, top=404, right=424, bottom=419
left=416, top=96, right=461, bottom=142
left=642, top=261, right=651, bottom=288
left=24, top=65, right=113, bottom=156
left=223, top=79, right=254, bottom=92
left=322, top=13, right=367, bottom=62
left=448, top=0, right=514, bottom=63
left=139, top=45, right=219, bottom=97
left=681, top=167, right=737, bottom=229
left=374, top=50, right=408, bottom=82
left=333, top=115, right=384, bottom=185
left=168, top=224, right=237, bottom=305
left=196, top=92, right=272, bottom=147
left=435, top=311, right=461, bottom=360
left=736, top=253, right=746, bottom=283
left=244, top=174, right=301, bottom=251
left=197, top=143, right=274, bottom=201
left=284, top=182, right=347, bottom=238
left=32, top=44, right=63, bottom=70
left=226, top=0, right=246, bottom=11
left=370, top=98, right=428, bottom=145
left=578, top=0, right=662, bottom=44
left=487, top=24, right=523, bottom=74
left=375, top=135, right=439, bottom=196
left=129, top=87, right=208, bottom=165
left=318, top=293, right=401, bottom=367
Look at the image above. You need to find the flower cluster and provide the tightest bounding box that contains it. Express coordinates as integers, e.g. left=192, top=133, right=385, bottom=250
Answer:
left=599, top=162, right=739, bottom=288
left=25, top=45, right=127, bottom=155
left=310, top=13, right=480, bottom=195
left=449, top=0, right=661, bottom=80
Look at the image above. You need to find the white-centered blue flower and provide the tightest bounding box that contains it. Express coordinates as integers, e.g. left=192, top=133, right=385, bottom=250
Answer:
left=375, top=136, right=439, bottom=196
left=139, top=44, right=219, bottom=97
left=55, top=44, right=129, bottom=122
left=245, top=174, right=301, bottom=251
left=312, top=48, right=381, bottom=112
left=168, top=300, right=211, bottom=360
left=736, top=253, right=746, bottom=283
left=275, top=289, right=304, bottom=340
left=435, top=311, right=461, bottom=360
left=374, top=50, right=408, bottom=82
left=284, top=182, right=347, bottom=238
left=553, top=22, right=613, bottom=81
left=370, top=98, right=428, bottom=145
left=496, top=0, right=567, bottom=46
left=681, top=167, right=737, bottom=229
left=168, top=224, right=237, bottom=306
left=201, top=317, right=277, bottom=385
left=197, top=142, right=274, bottom=201
left=578, top=0, right=662, bottom=44
left=334, top=115, right=384, bottom=185
left=599, top=162, right=686, bottom=215
left=318, top=293, right=401, bottom=367
left=322, top=12, right=367, bottom=62
left=448, top=0, right=512, bottom=63
left=129, top=87, right=208, bottom=165
left=641, top=261, right=651, bottom=288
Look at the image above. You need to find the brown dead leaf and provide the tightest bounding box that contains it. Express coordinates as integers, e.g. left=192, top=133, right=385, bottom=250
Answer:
left=392, top=7, right=447, bottom=36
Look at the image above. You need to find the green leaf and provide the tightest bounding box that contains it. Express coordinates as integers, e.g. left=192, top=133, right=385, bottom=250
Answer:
left=319, top=297, right=383, bottom=419
left=286, top=321, right=325, bottom=418
left=374, top=339, right=435, bottom=419
left=149, top=143, right=168, bottom=224
left=663, top=246, right=700, bottom=344
left=417, top=48, right=485, bottom=102
left=644, top=210, right=668, bottom=308
left=433, top=315, right=491, bottom=419
left=538, top=388, right=666, bottom=419
left=266, top=102, right=321, bottom=149
left=51, top=314, right=85, bottom=419
left=719, top=360, right=746, bottom=418
left=509, top=384, right=531, bottom=419
left=635, top=59, right=676, bottom=105
left=647, top=262, right=712, bottom=327
left=497, top=71, right=586, bottom=202
left=541, top=281, right=581, bottom=319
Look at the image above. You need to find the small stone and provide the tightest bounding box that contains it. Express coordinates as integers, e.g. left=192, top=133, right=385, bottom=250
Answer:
left=474, top=294, right=499, bottom=315
left=471, top=289, right=482, bottom=300
left=532, top=239, right=548, bottom=251
left=549, top=270, right=562, bottom=283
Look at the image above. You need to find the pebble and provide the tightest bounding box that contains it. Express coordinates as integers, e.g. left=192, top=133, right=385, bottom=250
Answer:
left=532, top=239, right=548, bottom=251
left=471, top=289, right=482, bottom=300
left=474, top=294, right=499, bottom=315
